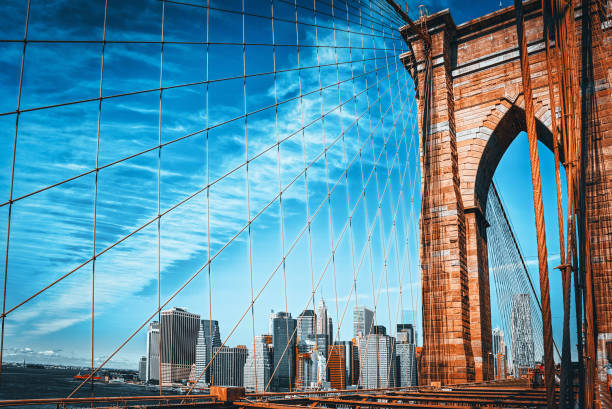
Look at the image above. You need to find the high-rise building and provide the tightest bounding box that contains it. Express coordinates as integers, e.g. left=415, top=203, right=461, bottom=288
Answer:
left=396, top=343, right=417, bottom=386
left=492, top=327, right=506, bottom=380
left=146, top=321, right=160, bottom=383
left=244, top=335, right=274, bottom=392
left=328, top=344, right=346, bottom=390
left=194, top=319, right=222, bottom=385
left=396, top=323, right=417, bottom=387
left=314, top=333, right=328, bottom=359
left=335, top=340, right=353, bottom=386
left=358, top=333, right=396, bottom=389
left=297, top=310, right=316, bottom=342
left=160, top=307, right=200, bottom=385
left=373, top=325, right=386, bottom=336
left=138, top=356, right=147, bottom=381
left=350, top=340, right=360, bottom=386
left=271, top=311, right=297, bottom=391
left=210, top=345, right=248, bottom=387
left=328, top=317, right=334, bottom=345
left=397, top=324, right=415, bottom=344
left=353, top=307, right=374, bottom=338
left=316, top=299, right=328, bottom=336
left=296, top=339, right=317, bottom=390
left=511, top=294, right=535, bottom=377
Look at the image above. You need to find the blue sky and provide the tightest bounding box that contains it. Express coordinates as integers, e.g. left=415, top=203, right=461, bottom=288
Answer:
left=0, top=0, right=574, bottom=373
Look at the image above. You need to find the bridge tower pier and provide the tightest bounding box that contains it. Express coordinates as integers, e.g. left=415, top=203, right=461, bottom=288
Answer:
left=399, top=0, right=611, bottom=393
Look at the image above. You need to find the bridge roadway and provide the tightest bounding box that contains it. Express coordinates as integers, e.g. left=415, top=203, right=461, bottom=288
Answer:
left=0, top=382, right=565, bottom=408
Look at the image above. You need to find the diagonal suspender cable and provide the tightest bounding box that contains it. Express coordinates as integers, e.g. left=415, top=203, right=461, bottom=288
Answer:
left=263, top=81, right=412, bottom=392
left=187, top=64, right=412, bottom=395
left=0, top=58, right=401, bottom=321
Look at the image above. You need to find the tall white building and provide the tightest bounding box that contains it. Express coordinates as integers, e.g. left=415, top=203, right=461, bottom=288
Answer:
left=316, top=299, right=328, bottom=336
left=146, top=321, right=160, bottom=382
left=396, top=343, right=417, bottom=386
left=492, top=327, right=507, bottom=379
left=511, top=294, right=534, bottom=376
left=353, top=306, right=374, bottom=338
left=210, top=346, right=248, bottom=387
left=194, top=319, right=221, bottom=385
left=244, top=335, right=274, bottom=392
left=160, top=307, right=200, bottom=385
left=358, top=333, right=396, bottom=389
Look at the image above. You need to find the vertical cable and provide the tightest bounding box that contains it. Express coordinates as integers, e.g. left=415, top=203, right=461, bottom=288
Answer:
left=204, top=0, right=215, bottom=389
left=514, top=1, right=555, bottom=406
left=157, top=0, right=166, bottom=393
left=0, top=0, right=31, bottom=383
left=90, top=0, right=109, bottom=398
left=242, top=0, right=258, bottom=393
left=270, top=0, right=292, bottom=392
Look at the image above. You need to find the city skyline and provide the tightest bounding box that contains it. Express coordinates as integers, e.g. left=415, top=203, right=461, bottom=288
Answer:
left=0, top=0, right=576, bottom=374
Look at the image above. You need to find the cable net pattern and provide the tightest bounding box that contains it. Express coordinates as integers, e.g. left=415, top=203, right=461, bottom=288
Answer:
left=0, top=0, right=421, bottom=398
left=487, top=183, right=546, bottom=376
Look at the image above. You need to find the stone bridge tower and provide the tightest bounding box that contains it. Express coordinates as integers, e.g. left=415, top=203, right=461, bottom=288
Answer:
left=399, top=0, right=611, bottom=390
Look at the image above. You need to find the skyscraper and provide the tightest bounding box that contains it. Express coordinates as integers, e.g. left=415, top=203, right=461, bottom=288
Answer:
left=396, top=344, right=417, bottom=386
left=327, top=316, right=334, bottom=345
left=160, top=307, right=200, bottom=385
left=316, top=299, right=328, bottom=336
left=396, top=323, right=417, bottom=387
left=492, top=328, right=507, bottom=380
left=328, top=344, right=346, bottom=390
left=271, top=311, right=297, bottom=391
left=194, top=319, right=222, bottom=385
left=511, top=294, right=535, bottom=377
left=297, top=310, right=316, bottom=341
left=358, top=333, right=396, bottom=389
left=335, top=340, right=354, bottom=386
left=396, top=324, right=415, bottom=344
left=146, top=321, right=160, bottom=383
left=353, top=306, right=374, bottom=338
left=138, top=356, right=147, bottom=381
left=210, top=345, right=248, bottom=387
left=244, top=335, right=274, bottom=392
left=296, top=338, right=317, bottom=390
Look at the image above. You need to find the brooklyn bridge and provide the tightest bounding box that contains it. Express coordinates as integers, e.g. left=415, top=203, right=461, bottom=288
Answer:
left=0, top=0, right=609, bottom=408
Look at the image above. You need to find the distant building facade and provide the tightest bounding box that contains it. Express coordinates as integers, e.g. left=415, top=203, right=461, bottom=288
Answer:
left=328, top=344, right=346, bottom=390
left=396, top=323, right=417, bottom=387
left=492, top=327, right=507, bottom=379
left=353, top=307, right=374, bottom=338
left=138, top=356, right=147, bottom=381
left=160, top=307, right=200, bottom=385
left=335, top=340, right=354, bottom=386
left=511, top=294, right=535, bottom=377
left=194, top=319, right=222, bottom=385
left=396, top=343, right=417, bottom=387
left=146, top=321, right=160, bottom=382
left=359, top=333, right=396, bottom=389
left=210, top=345, right=248, bottom=387
left=244, top=335, right=274, bottom=392
left=271, top=311, right=297, bottom=391
left=297, top=310, right=316, bottom=341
